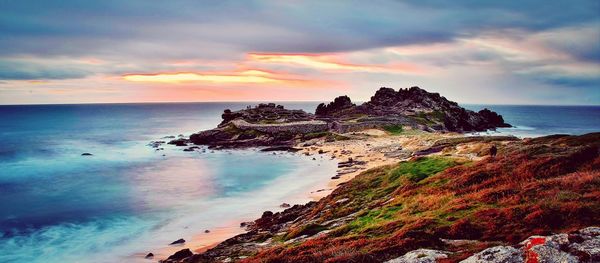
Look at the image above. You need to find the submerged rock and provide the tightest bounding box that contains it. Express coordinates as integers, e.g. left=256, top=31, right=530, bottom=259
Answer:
left=168, top=138, right=188, bottom=146
left=261, top=146, right=302, bottom=152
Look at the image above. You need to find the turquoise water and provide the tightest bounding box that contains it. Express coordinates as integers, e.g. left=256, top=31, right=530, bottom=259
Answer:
left=0, top=103, right=598, bottom=262
left=0, top=102, right=335, bottom=262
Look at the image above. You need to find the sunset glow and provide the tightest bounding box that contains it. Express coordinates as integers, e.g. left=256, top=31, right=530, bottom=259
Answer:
left=0, top=1, right=598, bottom=105
left=248, top=53, right=421, bottom=73
left=123, top=71, right=282, bottom=84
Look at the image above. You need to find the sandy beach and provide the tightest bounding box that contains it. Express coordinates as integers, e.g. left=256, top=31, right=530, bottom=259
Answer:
left=152, top=129, right=469, bottom=260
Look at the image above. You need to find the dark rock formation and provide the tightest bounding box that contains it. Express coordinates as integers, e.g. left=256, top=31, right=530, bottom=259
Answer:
left=220, top=103, right=312, bottom=126
left=169, top=238, right=185, bottom=245
left=165, top=248, right=193, bottom=261
left=478, top=108, right=511, bottom=128
left=260, top=146, right=302, bottom=152
left=174, top=86, right=511, bottom=149
left=315, top=95, right=355, bottom=117
left=81, top=153, right=93, bottom=156
left=168, top=138, right=188, bottom=146
left=361, top=87, right=510, bottom=132
left=145, top=253, right=154, bottom=258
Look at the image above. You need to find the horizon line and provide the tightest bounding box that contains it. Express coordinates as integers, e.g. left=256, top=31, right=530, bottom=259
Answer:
left=1, top=100, right=599, bottom=107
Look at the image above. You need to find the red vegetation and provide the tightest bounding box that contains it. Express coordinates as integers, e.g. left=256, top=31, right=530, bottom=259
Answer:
left=236, top=133, right=599, bottom=262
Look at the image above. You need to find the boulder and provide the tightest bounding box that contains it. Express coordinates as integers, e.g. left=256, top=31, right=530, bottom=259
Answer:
left=168, top=138, right=188, bottom=146
left=460, top=246, right=523, bottom=263
left=385, top=249, right=449, bottom=263
left=166, top=248, right=193, bottom=261
left=169, top=238, right=185, bottom=245
left=145, top=253, right=154, bottom=258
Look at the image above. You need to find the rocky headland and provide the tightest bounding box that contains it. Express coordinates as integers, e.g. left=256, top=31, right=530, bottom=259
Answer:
left=159, top=86, right=598, bottom=263
left=169, top=87, right=510, bottom=149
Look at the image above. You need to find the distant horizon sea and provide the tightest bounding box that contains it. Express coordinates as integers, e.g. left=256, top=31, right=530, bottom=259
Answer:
left=0, top=102, right=598, bottom=262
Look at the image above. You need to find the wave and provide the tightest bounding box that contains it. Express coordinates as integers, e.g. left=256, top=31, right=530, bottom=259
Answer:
left=0, top=216, right=153, bottom=263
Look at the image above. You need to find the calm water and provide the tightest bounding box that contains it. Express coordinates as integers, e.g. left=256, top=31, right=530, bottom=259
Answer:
left=0, top=102, right=335, bottom=263
left=0, top=103, right=598, bottom=262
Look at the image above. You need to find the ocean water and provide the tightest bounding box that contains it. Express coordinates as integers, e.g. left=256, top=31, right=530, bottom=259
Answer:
left=0, top=103, right=598, bottom=262
left=0, top=102, right=335, bottom=263
left=463, top=105, right=600, bottom=138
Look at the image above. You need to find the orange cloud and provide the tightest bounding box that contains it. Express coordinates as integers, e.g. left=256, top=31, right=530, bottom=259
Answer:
left=124, top=69, right=286, bottom=84
left=121, top=69, right=331, bottom=87
left=248, top=53, right=422, bottom=73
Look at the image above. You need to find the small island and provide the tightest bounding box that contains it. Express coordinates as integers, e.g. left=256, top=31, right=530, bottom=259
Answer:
left=161, top=87, right=599, bottom=262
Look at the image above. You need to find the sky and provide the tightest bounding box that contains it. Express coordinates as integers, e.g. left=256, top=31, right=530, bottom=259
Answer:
left=0, top=0, right=599, bottom=105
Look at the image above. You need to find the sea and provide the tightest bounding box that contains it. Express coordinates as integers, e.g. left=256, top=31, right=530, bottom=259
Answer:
left=0, top=103, right=598, bottom=262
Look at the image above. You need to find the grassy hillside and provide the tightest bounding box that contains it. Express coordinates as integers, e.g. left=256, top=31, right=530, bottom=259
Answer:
left=238, top=133, right=599, bottom=262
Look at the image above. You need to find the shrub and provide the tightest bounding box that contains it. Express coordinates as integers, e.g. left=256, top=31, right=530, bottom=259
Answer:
left=383, top=124, right=404, bottom=135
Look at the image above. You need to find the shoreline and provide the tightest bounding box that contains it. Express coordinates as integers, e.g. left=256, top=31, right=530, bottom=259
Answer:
left=146, top=150, right=338, bottom=262
left=158, top=128, right=481, bottom=261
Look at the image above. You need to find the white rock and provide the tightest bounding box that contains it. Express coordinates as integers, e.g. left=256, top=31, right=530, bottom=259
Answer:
left=579, top=227, right=600, bottom=238
left=569, top=238, right=600, bottom=261
left=460, top=246, right=523, bottom=263
left=529, top=245, right=579, bottom=263
left=385, top=249, right=449, bottom=263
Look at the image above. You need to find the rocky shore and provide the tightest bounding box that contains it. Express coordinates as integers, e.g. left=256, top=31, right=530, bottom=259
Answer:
left=168, top=87, right=510, bottom=149
left=162, top=132, right=599, bottom=263
left=158, top=86, right=598, bottom=262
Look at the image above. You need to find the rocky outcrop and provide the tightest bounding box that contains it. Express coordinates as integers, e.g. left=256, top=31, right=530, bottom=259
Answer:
left=460, top=246, right=524, bottom=263
left=317, top=86, right=511, bottom=132
left=176, top=86, right=510, bottom=148
left=385, top=249, right=450, bottom=263
left=461, top=227, right=600, bottom=263
left=315, top=95, right=355, bottom=117
left=220, top=103, right=312, bottom=126
left=162, top=248, right=193, bottom=262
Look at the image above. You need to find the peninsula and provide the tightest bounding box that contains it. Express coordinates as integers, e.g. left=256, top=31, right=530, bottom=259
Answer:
left=162, top=87, right=599, bottom=263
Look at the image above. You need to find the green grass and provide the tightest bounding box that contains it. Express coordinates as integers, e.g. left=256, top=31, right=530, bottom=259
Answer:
left=383, top=125, right=404, bottom=135
left=329, top=157, right=459, bottom=237
left=389, top=157, right=456, bottom=182
left=347, top=205, right=403, bottom=233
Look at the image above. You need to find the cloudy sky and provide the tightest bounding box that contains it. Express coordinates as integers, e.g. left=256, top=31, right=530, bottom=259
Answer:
left=1, top=0, right=599, bottom=105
